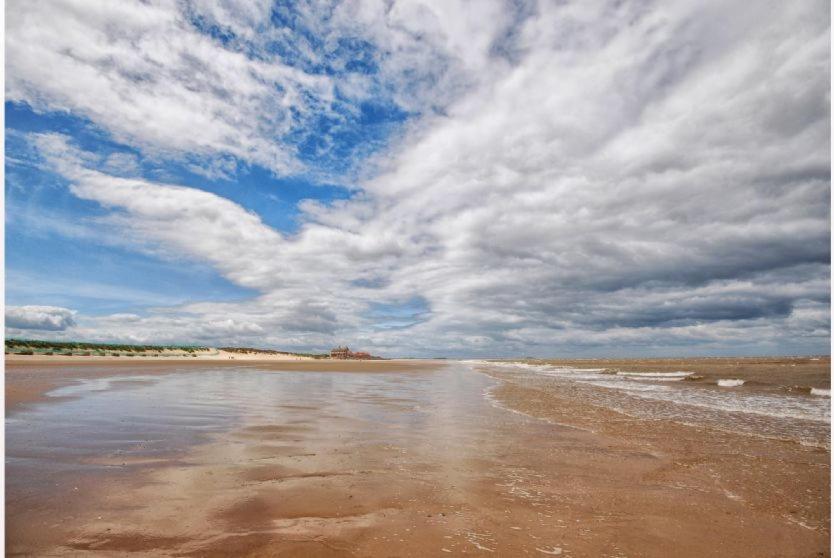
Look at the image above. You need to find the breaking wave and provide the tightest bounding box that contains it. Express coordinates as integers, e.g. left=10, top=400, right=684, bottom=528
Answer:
left=717, top=379, right=745, bottom=387
left=616, top=371, right=692, bottom=381
left=473, top=361, right=830, bottom=447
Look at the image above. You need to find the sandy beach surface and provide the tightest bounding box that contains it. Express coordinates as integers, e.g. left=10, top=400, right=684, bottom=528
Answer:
left=4, top=349, right=318, bottom=364
left=5, top=357, right=830, bottom=556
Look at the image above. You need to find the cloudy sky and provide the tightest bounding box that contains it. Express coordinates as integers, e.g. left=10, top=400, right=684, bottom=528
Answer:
left=5, top=0, right=830, bottom=357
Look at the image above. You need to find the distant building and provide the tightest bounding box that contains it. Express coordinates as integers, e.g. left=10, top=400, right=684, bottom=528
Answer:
left=330, top=346, right=378, bottom=360
left=330, top=346, right=352, bottom=359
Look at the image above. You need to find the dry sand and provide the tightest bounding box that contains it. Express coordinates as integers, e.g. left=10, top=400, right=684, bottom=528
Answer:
left=4, top=348, right=317, bottom=363
left=5, top=358, right=830, bottom=557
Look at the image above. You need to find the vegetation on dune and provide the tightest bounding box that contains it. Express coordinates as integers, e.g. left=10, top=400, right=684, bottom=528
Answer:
left=5, top=339, right=331, bottom=359
left=219, top=347, right=328, bottom=359
left=5, top=339, right=209, bottom=353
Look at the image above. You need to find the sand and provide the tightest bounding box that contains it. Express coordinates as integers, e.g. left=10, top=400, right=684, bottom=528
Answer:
left=5, top=358, right=830, bottom=557
left=4, top=348, right=317, bottom=363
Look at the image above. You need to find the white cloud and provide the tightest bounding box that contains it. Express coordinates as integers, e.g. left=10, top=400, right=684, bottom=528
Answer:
left=6, top=0, right=332, bottom=174
left=8, top=0, right=831, bottom=356
left=5, top=0, right=518, bottom=178
left=6, top=306, right=77, bottom=332
left=103, top=153, right=141, bottom=177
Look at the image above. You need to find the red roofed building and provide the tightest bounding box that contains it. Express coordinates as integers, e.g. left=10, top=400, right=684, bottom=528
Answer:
left=330, top=346, right=352, bottom=359
left=330, top=347, right=378, bottom=360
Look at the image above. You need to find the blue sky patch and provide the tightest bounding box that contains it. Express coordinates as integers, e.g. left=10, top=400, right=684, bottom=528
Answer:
left=5, top=97, right=399, bottom=318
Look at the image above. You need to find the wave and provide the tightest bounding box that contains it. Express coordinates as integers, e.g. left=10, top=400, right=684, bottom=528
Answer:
left=616, top=371, right=692, bottom=381
left=469, top=362, right=830, bottom=439
left=586, top=380, right=671, bottom=392
left=785, top=385, right=830, bottom=396
left=717, top=379, right=745, bottom=387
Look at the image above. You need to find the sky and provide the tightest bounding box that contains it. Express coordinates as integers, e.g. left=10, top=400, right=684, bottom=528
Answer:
left=4, top=0, right=831, bottom=357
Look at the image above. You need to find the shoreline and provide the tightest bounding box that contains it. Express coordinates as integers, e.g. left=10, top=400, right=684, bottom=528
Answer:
left=478, top=363, right=830, bottom=545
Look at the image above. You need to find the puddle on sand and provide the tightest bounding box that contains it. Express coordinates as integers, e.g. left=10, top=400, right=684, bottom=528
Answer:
left=6, top=364, right=502, bottom=480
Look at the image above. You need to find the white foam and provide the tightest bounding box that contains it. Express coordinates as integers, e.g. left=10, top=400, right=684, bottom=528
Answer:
left=717, top=379, right=745, bottom=387
left=617, top=371, right=690, bottom=377
left=586, top=380, right=671, bottom=393
left=616, top=371, right=691, bottom=381
left=476, top=361, right=829, bottom=420
left=469, top=361, right=830, bottom=447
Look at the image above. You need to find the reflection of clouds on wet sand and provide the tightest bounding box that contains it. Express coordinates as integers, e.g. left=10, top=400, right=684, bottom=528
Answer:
left=5, top=361, right=830, bottom=557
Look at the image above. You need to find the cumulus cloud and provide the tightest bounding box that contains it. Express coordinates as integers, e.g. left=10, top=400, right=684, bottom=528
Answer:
left=6, top=306, right=77, bottom=332
left=5, top=0, right=516, bottom=177
left=8, top=0, right=831, bottom=356
left=6, top=0, right=331, bottom=174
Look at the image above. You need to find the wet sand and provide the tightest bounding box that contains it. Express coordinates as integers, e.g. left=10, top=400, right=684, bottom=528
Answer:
left=6, top=358, right=830, bottom=556
left=5, top=359, right=437, bottom=415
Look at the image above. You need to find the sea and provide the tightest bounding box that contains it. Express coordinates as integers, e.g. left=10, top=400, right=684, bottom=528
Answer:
left=470, top=360, right=831, bottom=448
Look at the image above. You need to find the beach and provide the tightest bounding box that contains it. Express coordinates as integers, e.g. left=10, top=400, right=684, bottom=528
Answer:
left=4, top=349, right=319, bottom=364
left=6, top=357, right=830, bottom=556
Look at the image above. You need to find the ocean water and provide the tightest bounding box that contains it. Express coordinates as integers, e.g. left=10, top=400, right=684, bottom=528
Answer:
left=472, top=361, right=831, bottom=448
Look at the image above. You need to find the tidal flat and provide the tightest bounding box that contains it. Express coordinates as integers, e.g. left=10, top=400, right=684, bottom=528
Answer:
left=6, top=358, right=830, bottom=556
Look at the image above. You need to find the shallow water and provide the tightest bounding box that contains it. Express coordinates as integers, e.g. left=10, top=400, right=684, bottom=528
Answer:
left=6, top=364, right=500, bottom=474
left=476, top=361, right=831, bottom=447
left=6, top=364, right=530, bottom=544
